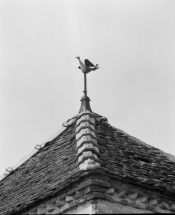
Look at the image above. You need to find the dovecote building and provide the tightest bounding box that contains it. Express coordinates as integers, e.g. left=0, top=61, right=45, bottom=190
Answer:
left=0, top=66, right=175, bottom=214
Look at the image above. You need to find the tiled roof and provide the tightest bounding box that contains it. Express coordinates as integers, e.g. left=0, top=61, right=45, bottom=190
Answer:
left=0, top=111, right=175, bottom=214
left=96, top=119, right=175, bottom=194
left=0, top=120, right=79, bottom=215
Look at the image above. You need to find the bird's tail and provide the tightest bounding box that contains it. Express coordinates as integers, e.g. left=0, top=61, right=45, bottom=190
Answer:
left=93, top=64, right=99, bottom=70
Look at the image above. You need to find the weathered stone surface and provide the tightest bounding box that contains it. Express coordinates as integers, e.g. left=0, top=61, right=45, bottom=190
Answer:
left=149, top=198, right=158, bottom=206
left=78, top=151, right=99, bottom=164
left=76, top=179, right=101, bottom=191
left=100, top=180, right=111, bottom=188
left=106, top=188, right=115, bottom=195
left=159, top=202, right=169, bottom=210
left=97, top=200, right=152, bottom=214
left=137, top=196, right=148, bottom=204
left=111, top=193, right=122, bottom=203
left=37, top=206, right=47, bottom=214
left=128, top=193, right=138, bottom=200
left=62, top=122, right=69, bottom=127
left=118, top=190, right=126, bottom=198
left=121, top=199, right=130, bottom=206
left=105, top=194, right=114, bottom=202
left=58, top=193, right=66, bottom=201
left=77, top=143, right=99, bottom=157
left=76, top=197, right=86, bottom=204
left=66, top=195, right=74, bottom=203
left=111, top=183, right=122, bottom=191
left=76, top=122, right=95, bottom=134
left=47, top=202, right=57, bottom=212
left=64, top=202, right=92, bottom=214
left=86, top=174, right=110, bottom=182
left=76, top=113, right=102, bottom=172
left=92, top=204, right=97, bottom=210
left=76, top=135, right=98, bottom=149
left=61, top=203, right=70, bottom=213
left=67, top=188, right=76, bottom=196
left=44, top=199, right=51, bottom=205
left=86, top=192, right=106, bottom=201
left=85, top=185, right=106, bottom=194
left=145, top=204, right=155, bottom=211
left=79, top=160, right=101, bottom=170
left=76, top=114, right=95, bottom=126
left=134, top=202, right=146, bottom=210
left=154, top=207, right=172, bottom=214
left=50, top=207, right=62, bottom=214
left=74, top=190, right=85, bottom=200
left=56, top=200, right=65, bottom=207
left=97, top=203, right=110, bottom=214
left=76, top=128, right=96, bottom=140
left=170, top=204, right=175, bottom=212
left=122, top=181, right=133, bottom=188
left=29, top=209, right=37, bottom=215
left=69, top=201, right=78, bottom=209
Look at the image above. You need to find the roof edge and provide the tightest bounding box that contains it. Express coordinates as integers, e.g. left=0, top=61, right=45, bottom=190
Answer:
left=0, top=127, right=67, bottom=181
left=0, top=110, right=96, bottom=182
left=112, top=126, right=175, bottom=162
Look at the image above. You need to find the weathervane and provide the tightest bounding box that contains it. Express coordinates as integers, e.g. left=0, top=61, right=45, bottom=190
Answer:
left=76, top=57, right=99, bottom=113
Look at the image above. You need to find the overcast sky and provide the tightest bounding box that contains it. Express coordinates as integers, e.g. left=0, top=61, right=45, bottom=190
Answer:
left=0, top=0, right=175, bottom=175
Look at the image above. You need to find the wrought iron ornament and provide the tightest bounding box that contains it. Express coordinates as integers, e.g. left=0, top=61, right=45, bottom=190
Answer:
left=76, top=57, right=99, bottom=113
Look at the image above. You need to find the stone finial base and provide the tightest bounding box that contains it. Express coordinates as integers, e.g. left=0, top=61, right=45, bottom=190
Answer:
left=79, top=96, right=92, bottom=113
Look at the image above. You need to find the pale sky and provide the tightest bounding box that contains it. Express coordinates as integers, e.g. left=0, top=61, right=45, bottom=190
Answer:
left=0, top=0, right=175, bottom=175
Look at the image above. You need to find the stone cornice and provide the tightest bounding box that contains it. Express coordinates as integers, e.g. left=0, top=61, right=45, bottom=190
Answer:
left=19, top=173, right=175, bottom=214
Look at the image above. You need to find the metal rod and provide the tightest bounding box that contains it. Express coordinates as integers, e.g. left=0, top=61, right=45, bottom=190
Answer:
left=84, top=73, right=87, bottom=97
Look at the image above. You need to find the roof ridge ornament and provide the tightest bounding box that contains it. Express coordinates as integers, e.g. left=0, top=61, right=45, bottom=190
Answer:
left=75, top=112, right=101, bottom=170
left=76, top=57, right=99, bottom=113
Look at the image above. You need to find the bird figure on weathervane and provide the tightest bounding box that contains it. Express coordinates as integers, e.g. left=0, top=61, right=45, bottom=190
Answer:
left=76, top=56, right=99, bottom=74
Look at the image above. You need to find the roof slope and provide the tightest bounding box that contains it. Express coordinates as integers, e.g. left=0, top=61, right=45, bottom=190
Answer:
left=0, top=121, right=80, bottom=215
left=0, top=112, right=175, bottom=214
left=96, top=119, right=175, bottom=195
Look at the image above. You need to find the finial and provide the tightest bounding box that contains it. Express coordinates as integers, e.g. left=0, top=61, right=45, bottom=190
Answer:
left=76, top=57, right=99, bottom=113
